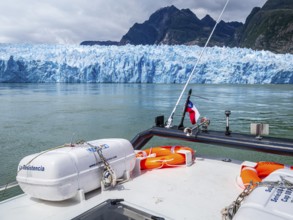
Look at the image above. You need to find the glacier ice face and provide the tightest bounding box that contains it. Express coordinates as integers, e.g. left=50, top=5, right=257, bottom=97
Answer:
left=0, top=43, right=292, bottom=84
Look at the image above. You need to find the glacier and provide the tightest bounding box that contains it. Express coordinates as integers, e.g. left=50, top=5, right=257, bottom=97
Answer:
left=0, top=43, right=292, bottom=84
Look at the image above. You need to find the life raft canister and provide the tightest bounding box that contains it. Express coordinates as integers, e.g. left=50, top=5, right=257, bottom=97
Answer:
left=136, top=146, right=195, bottom=170
left=240, top=161, right=293, bottom=187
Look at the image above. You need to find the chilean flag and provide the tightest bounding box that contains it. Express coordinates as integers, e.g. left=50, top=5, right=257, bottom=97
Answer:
left=186, top=101, right=200, bottom=124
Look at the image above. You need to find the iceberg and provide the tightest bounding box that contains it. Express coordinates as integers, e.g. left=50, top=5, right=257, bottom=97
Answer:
left=0, top=44, right=292, bottom=84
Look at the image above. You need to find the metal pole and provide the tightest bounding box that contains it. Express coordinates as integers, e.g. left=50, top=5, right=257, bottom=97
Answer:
left=178, top=89, right=192, bottom=129
left=225, top=110, right=231, bottom=135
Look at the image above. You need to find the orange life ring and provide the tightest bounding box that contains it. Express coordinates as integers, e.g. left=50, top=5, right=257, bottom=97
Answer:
left=136, top=146, right=195, bottom=170
left=240, top=161, right=293, bottom=187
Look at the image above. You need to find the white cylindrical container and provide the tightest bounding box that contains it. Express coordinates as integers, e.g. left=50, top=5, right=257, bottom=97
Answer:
left=233, top=169, right=293, bottom=220
left=17, top=138, right=136, bottom=201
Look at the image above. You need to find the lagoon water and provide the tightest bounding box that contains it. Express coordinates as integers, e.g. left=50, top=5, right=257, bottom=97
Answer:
left=0, top=83, right=293, bottom=197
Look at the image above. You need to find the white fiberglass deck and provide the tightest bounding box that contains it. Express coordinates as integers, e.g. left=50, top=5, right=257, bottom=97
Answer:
left=0, top=157, right=242, bottom=220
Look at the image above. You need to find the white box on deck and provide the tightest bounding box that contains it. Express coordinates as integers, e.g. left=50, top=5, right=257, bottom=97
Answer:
left=234, top=169, right=293, bottom=220
left=17, top=139, right=136, bottom=201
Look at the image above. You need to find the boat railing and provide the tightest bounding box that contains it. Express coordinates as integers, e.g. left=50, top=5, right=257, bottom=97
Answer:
left=131, top=116, right=293, bottom=156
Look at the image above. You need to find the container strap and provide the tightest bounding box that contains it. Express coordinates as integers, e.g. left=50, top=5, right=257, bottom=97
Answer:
left=86, top=142, right=117, bottom=189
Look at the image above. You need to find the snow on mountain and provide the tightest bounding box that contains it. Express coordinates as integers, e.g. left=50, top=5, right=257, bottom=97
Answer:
left=0, top=44, right=292, bottom=83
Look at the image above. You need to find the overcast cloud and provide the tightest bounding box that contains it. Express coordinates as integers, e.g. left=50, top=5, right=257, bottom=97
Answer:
left=0, top=0, right=267, bottom=44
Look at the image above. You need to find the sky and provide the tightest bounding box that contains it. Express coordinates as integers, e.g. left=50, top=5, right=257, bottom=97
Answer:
left=0, top=0, right=267, bottom=44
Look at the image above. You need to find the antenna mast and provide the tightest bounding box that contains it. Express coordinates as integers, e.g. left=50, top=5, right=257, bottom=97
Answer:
left=165, top=0, right=230, bottom=128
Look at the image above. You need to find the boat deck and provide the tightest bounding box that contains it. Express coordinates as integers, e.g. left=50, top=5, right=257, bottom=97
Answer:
left=0, top=157, right=243, bottom=220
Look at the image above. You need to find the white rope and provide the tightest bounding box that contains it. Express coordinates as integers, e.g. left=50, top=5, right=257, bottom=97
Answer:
left=166, top=0, right=230, bottom=128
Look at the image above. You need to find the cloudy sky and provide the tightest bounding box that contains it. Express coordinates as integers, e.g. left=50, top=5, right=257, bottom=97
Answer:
left=0, top=0, right=267, bottom=44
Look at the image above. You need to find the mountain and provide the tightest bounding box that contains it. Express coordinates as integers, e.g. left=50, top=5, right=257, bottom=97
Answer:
left=121, top=6, right=203, bottom=45
left=1, top=44, right=292, bottom=84
left=120, top=5, right=241, bottom=46
left=81, top=0, right=292, bottom=54
left=82, top=5, right=242, bottom=47
left=237, top=0, right=293, bottom=53
left=80, top=40, right=120, bottom=46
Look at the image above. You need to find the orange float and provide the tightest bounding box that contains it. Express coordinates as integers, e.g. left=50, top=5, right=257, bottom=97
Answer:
left=240, top=161, right=293, bottom=187
left=136, top=146, right=195, bottom=170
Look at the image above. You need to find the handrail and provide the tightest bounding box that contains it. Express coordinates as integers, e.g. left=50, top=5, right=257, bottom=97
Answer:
left=131, top=126, right=293, bottom=156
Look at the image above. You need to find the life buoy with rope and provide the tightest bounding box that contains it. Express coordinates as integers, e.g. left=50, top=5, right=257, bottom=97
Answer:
left=136, top=146, right=195, bottom=170
left=240, top=161, right=293, bottom=187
